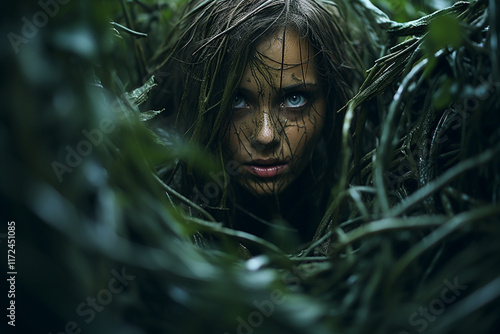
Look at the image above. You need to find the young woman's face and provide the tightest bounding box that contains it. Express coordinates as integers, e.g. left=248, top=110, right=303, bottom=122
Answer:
left=224, top=29, right=326, bottom=197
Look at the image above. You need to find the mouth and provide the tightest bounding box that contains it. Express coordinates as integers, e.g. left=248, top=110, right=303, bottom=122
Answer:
left=242, top=159, right=289, bottom=178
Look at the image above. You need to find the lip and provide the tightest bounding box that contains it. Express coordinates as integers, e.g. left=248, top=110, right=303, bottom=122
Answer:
left=243, top=159, right=289, bottom=178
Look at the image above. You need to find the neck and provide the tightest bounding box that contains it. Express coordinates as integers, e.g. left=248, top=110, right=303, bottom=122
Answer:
left=231, top=175, right=315, bottom=251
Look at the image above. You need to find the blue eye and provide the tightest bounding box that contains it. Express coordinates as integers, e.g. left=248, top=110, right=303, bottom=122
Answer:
left=232, top=94, right=248, bottom=109
left=283, top=93, right=308, bottom=108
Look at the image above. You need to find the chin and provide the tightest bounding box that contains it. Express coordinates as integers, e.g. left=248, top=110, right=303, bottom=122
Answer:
left=239, top=178, right=292, bottom=198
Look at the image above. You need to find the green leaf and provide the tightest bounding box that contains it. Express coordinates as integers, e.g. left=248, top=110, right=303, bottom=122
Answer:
left=124, top=75, right=157, bottom=106
left=428, top=14, right=462, bottom=52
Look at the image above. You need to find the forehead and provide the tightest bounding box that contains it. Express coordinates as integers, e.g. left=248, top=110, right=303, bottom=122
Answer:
left=243, top=28, right=316, bottom=86
left=255, top=29, right=313, bottom=68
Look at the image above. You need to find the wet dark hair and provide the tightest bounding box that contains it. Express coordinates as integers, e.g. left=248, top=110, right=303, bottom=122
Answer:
left=154, top=0, right=363, bottom=238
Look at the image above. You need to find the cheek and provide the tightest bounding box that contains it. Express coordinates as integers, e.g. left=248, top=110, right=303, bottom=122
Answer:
left=307, top=102, right=326, bottom=142
left=309, top=101, right=327, bottom=133
left=223, top=120, right=245, bottom=157
left=288, top=108, right=325, bottom=152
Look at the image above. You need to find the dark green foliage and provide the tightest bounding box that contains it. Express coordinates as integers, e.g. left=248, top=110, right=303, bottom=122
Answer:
left=1, top=0, right=499, bottom=333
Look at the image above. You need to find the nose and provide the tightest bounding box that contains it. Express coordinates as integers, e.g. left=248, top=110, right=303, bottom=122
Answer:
left=251, top=109, right=280, bottom=151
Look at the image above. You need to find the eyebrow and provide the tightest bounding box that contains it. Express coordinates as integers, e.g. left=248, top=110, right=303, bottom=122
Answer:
left=237, top=83, right=321, bottom=97
left=280, top=83, right=320, bottom=94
